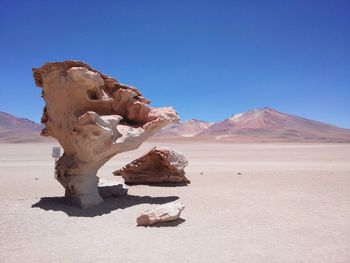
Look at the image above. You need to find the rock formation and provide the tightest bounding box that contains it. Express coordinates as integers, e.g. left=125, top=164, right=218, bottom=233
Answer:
left=113, top=146, right=190, bottom=184
left=33, top=61, right=179, bottom=208
left=136, top=201, right=185, bottom=226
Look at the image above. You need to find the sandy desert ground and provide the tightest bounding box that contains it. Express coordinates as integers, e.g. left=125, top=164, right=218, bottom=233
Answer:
left=0, top=142, right=349, bottom=263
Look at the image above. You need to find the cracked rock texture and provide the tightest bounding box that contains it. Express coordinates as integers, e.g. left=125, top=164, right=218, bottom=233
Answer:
left=113, top=146, right=190, bottom=184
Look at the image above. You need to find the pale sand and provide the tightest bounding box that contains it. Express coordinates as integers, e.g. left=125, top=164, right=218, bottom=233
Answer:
left=0, top=142, right=349, bottom=263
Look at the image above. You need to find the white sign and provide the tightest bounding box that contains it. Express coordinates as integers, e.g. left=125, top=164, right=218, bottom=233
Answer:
left=52, top=146, right=61, bottom=159
left=52, top=146, right=61, bottom=180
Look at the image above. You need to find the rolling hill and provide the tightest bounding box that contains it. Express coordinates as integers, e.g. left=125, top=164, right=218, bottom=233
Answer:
left=155, top=119, right=213, bottom=138
left=0, top=112, right=46, bottom=143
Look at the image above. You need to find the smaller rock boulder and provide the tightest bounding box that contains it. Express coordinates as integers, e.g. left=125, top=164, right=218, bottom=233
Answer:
left=113, top=146, right=190, bottom=184
left=137, top=201, right=185, bottom=226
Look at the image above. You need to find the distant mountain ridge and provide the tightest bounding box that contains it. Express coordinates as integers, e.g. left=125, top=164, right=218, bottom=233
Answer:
left=155, top=119, right=213, bottom=137
left=0, top=111, right=41, bottom=130
left=155, top=108, right=350, bottom=142
left=1, top=108, right=350, bottom=143
left=0, top=111, right=46, bottom=143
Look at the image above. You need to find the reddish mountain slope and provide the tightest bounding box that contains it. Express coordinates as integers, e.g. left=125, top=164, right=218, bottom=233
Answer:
left=0, top=112, right=46, bottom=143
left=156, top=119, right=213, bottom=138
left=198, top=108, right=350, bottom=142
left=2, top=109, right=350, bottom=143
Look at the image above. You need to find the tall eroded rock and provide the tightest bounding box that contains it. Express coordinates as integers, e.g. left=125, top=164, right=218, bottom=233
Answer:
left=33, top=61, right=179, bottom=208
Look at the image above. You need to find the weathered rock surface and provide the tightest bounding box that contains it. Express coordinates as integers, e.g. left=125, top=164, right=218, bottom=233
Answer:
left=113, top=146, right=190, bottom=184
left=33, top=61, right=178, bottom=208
left=136, top=201, right=185, bottom=226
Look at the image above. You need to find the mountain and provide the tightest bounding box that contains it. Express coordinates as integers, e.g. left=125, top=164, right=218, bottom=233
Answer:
left=155, top=119, right=213, bottom=138
left=2, top=108, right=350, bottom=143
left=0, top=112, right=46, bottom=143
left=197, top=108, right=350, bottom=142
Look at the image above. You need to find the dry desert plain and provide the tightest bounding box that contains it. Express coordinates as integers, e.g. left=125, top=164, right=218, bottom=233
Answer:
left=0, top=142, right=350, bottom=263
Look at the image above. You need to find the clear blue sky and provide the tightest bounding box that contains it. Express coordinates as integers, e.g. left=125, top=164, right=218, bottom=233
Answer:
left=1, top=0, right=349, bottom=127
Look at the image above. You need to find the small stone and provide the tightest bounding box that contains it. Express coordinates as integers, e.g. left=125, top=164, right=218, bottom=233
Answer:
left=136, top=201, right=185, bottom=226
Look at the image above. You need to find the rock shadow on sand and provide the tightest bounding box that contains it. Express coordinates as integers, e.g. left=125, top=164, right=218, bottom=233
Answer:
left=31, top=194, right=179, bottom=217
left=125, top=182, right=189, bottom=187
left=138, top=218, right=186, bottom=228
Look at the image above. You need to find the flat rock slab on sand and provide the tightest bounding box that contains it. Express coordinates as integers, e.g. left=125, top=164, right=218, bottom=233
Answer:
left=137, top=201, right=185, bottom=226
